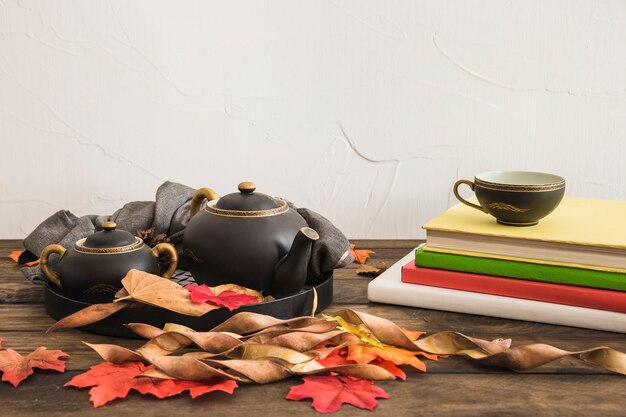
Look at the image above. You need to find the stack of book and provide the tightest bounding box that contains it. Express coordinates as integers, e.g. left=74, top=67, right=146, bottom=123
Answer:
left=368, top=196, right=626, bottom=333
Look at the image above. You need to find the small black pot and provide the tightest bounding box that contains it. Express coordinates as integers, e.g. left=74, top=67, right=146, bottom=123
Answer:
left=40, top=222, right=178, bottom=303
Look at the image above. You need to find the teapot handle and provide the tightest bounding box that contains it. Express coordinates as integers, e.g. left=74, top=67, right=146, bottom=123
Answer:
left=189, top=187, right=219, bottom=219
left=151, top=243, right=179, bottom=278
left=40, top=244, right=66, bottom=288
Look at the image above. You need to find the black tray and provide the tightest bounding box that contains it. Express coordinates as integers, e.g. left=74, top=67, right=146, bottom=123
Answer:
left=44, top=275, right=333, bottom=338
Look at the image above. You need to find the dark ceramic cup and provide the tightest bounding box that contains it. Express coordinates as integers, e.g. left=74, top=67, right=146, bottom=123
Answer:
left=453, top=171, right=565, bottom=226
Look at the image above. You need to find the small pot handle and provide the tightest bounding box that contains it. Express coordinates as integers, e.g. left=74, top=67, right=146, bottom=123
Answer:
left=189, top=187, right=219, bottom=220
left=151, top=243, right=179, bottom=278
left=453, top=179, right=487, bottom=213
left=40, top=244, right=67, bottom=288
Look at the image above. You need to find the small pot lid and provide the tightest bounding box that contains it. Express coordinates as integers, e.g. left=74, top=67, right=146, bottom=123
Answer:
left=213, top=182, right=285, bottom=212
left=82, top=222, right=138, bottom=248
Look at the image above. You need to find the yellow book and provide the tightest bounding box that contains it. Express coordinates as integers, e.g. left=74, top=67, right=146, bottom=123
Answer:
left=422, top=196, right=626, bottom=273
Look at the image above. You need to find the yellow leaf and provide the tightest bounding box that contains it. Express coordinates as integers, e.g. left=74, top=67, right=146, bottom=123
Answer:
left=323, top=315, right=383, bottom=348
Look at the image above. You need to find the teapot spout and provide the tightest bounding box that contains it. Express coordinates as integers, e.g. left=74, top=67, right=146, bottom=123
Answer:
left=272, top=227, right=319, bottom=298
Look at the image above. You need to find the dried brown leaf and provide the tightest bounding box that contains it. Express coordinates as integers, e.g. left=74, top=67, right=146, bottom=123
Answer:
left=116, top=269, right=218, bottom=317
left=211, top=312, right=336, bottom=335
left=83, top=342, right=142, bottom=363
left=138, top=331, right=243, bottom=356
left=356, top=262, right=388, bottom=276
left=46, top=302, right=129, bottom=334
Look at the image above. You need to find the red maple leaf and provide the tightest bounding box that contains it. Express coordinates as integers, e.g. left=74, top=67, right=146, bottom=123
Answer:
left=184, top=284, right=260, bottom=311
left=316, top=348, right=354, bottom=368
left=371, top=358, right=406, bottom=380
left=65, top=362, right=237, bottom=408
left=0, top=346, right=69, bottom=387
left=286, top=375, right=390, bottom=413
left=349, top=244, right=375, bottom=265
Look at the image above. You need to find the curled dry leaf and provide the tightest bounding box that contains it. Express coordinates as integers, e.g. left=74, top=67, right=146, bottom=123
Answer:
left=140, top=352, right=253, bottom=383
left=211, top=312, right=337, bottom=335
left=234, top=344, right=315, bottom=364
left=204, top=358, right=292, bottom=384
left=46, top=302, right=129, bottom=334
left=249, top=330, right=346, bottom=352
left=293, top=362, right=395, bottom=380
left=138, top=330, right=243, bottom=356
left=415, top=332, right=626, bottom=374
left=83, top=342, right=143, bottom=363
left=124, top=323, right=165, bottom=340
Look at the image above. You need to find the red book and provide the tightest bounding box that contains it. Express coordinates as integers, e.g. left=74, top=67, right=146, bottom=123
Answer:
left=401, top=261, right=626, bottom=313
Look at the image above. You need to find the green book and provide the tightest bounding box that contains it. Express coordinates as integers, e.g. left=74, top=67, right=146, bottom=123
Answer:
left=414, top=246, right=626, bottom=291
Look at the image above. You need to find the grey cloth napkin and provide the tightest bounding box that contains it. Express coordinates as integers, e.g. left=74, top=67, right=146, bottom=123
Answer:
left=21, top=181, right=353, bottom=284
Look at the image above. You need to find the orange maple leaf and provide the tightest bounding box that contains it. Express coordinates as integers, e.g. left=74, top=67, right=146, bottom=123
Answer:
left=8, top=250, right=39, bottom=267
left=8, top=251, right=20, bottom=263
left=401, top=328, right=426, bottom=341
left=347, top=345, right=438, bottom=372
left=372, top=358, right=406, bottom=380
left=0, top=346, right=69, bottom=387
left=349, top=244, right=375, bottom=264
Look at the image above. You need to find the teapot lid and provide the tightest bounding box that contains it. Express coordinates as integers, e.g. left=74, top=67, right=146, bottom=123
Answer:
left=211, top=182, right=288, bottom=215
left=82, top=222, right=139, bottom=248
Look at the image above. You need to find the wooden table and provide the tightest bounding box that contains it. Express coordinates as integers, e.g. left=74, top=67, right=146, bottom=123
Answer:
left=1, top=239, right=625, bottom=416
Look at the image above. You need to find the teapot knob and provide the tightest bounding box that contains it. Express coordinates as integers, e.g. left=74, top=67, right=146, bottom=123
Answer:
left=238, top=181, right=256, bottom=194
left=101, top=221, right=117, bottom=231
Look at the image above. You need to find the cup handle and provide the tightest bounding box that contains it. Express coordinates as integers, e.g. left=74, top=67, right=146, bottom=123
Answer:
left=453, top=179, right=487, bottom=213
left=40, top=244, right=66, bottom=288
left=151, top=243, right=179, bottom=279
left=189, top=187, right=220, bottom=220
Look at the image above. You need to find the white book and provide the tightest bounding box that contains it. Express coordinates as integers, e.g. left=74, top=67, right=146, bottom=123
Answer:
left=367, top=248, right=626, bottom=334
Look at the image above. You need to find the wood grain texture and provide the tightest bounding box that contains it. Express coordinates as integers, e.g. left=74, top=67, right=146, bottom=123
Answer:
left=1, top=373, right=625, bottom=417
left=1, top=239, right=626, bottom=415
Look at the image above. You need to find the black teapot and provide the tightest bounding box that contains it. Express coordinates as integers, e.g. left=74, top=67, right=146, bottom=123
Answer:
left=40, top=222, right=178, bottom=303
left=182, top=182, right=319, bottom=297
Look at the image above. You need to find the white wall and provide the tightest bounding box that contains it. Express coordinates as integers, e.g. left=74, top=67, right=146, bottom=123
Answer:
left=1, top=0, right=625, bottom=239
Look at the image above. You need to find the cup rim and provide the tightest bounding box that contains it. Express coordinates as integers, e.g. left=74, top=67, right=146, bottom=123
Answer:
left=475, top=171, right=565, bottom=187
